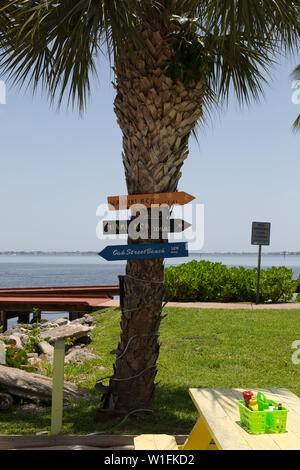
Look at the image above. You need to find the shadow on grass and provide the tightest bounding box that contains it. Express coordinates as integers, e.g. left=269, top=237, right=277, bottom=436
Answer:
left=0, top=385, right=198, bottom=436
left=71, top=384, right=198, bottom=435
left=0, top=407, right=52, bottom=434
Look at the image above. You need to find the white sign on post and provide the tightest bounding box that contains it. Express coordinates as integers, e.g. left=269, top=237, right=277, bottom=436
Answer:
left=251, top=221, right=271, bottom=304
left=251, top=222, right=271, bottom=246
left=0, top=341, right=6, bottom=365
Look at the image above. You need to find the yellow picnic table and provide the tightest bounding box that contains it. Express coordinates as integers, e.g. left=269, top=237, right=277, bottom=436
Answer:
left=180, top=388, right=300, bottom=450
left=134, top=388, right=300, bottom=451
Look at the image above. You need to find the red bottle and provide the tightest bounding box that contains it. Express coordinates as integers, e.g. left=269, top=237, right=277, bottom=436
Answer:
left=243, top=391, right=253, bottom=408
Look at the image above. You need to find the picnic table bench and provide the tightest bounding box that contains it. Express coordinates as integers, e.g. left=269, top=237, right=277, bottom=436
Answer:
left=135, top=388, right=300, bottom=450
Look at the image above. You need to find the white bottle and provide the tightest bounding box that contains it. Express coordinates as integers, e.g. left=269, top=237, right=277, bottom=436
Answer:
left=0, top=340, right=6, bottom=365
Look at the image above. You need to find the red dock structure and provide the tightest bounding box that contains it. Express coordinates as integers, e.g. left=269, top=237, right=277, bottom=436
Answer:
left=0, top=285, right=120, bottom=331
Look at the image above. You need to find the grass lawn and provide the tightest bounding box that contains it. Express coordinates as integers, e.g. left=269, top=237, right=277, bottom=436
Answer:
left=0, top=307, right=299, bottom=435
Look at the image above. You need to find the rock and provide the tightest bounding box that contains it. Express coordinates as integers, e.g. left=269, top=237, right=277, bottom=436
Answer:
left=64, top=348, right=101, bottom=364
left=53, top=318, right=69, bottom=327
left=0, top=364, right=85, bottom=403
left=3, top=324, right=24, bottom=336
left=72, top=314, right=97, bottom=327
left=27, top=352, right=39, bottom=359
left=19, top=334, right=29, bottom=347
left=38, top=341, right=54, bottom=356
left=0, top=393, right=13, bottom=410
left=19, top=403, right=43, bottom=414
left=38, top=322, right=57, bottom=330
left=38, top=353, right=52, bottom=363
left=7, top=334, right=23, bottom=350
left=40, top=324, right=93, bottom=345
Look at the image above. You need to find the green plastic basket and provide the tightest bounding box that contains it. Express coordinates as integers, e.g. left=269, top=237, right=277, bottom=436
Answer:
left=257, top=392, right=289, bottom=433
left=238, top=400, right=267, bottom=434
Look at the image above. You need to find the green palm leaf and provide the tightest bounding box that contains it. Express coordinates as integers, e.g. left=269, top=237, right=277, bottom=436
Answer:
left=291, top=65, right=300, bottom=132
left=0, top=1, right=299, bottom=111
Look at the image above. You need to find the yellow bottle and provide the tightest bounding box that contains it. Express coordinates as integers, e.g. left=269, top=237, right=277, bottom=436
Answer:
left=249, top=395, right=259, bottom=412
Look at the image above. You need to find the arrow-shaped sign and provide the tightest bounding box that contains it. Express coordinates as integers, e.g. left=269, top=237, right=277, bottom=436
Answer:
left=107, top=192, right=195, bottom=210
left=103, top=219, right=192, bottom=235
left=98, top=242, right=189, bottom=261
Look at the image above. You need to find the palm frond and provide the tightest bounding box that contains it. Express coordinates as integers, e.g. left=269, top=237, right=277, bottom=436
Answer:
left=191, top=0, right=300, bottom=104
left=0, top=0, right=299, bottom=112
left=0, top=0, right=146, bottom=110
left=290, top=64, right=300, bottom=81
left=290, top=65, right=300, bottom=132
left=292, top=113, right=300, bottom=132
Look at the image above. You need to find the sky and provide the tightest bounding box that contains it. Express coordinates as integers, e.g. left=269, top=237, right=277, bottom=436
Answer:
left=0, top=54, right=299, bottom=253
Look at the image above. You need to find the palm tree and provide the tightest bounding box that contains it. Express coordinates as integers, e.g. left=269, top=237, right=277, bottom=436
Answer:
left=0, top=1, right=299, bottom=413
left=291, top=65, right=300, bottom=131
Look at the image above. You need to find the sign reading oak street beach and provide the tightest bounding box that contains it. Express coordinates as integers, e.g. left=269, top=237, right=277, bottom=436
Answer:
left=103, top=218, right=192, bottom=235
left=98, top=242, right=188, bottom=261
left=107, top=192, right=195, bottom=210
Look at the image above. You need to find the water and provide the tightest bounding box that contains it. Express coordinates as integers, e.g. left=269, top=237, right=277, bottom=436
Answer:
left=1, top=252, right=299, bottom=289
left=1, top=252, right=299, bottom=328
left=0, top=254, right=125, bottom=288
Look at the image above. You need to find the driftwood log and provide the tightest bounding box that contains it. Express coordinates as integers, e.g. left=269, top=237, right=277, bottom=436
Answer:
left=0, top=365, right=84, bottom=403
left=0, top=392, right=13, bottom=410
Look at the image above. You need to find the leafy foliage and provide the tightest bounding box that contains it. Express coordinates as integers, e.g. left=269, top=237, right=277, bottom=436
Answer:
left=164, top=260, right=296, bottom=303
left=5, top=345, right=28, bottom=368
left=291, top=65, right=300, bottom=132
left=23, top=326, right=42, bottom=354
left=0, top=1, right=299, bottom=111
left=162, top=15, right=216, bottom=87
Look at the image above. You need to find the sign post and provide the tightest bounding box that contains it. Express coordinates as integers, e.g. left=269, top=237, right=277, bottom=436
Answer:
left=107, top=191, right=195, bottom=210
left=99, top=242, right=188, bottom=262
left=50, top=339, right=65, bottom=435
left=100, top=191, right=195, bottom=261
left=102, top=218, right=192, bottom=236
left=251, top=222, right=271, bottom=304
left=256, top=244, right=262, bottom=305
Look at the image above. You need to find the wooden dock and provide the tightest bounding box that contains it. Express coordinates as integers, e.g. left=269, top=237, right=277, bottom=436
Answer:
left=0, top=285, right=120, bottom=331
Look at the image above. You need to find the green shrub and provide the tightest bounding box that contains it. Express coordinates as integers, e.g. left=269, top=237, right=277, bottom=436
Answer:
left=23, top=326, right=42, bottom=353
left=164, top=260, right=295, bottom=303
left=5, top=346, right=28, bottom=368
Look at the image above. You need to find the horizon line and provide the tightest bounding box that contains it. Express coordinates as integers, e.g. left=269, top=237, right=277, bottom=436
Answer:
left=0, top=250, right=299, bottom=255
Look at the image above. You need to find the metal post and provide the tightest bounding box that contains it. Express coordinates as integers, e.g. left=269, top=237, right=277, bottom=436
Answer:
left=0, top=311, right=7, bottom=332
left=256, top=245, right=262, bottom=305
left=50, top=339, right=65, bottom=435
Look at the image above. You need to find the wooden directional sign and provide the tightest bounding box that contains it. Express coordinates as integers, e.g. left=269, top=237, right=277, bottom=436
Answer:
left=251, top=222, right=271, bottom=246
left=107, top=192, right=195, bottom=210
left=98, top=242, right=188, bottom=261
left=103, top=219, right=192, bottom=235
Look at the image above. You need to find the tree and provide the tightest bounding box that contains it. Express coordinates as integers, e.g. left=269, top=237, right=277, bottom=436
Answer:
left=0, top=1, right=299, bottom=414
left=291, top=65, right=300, bottom=131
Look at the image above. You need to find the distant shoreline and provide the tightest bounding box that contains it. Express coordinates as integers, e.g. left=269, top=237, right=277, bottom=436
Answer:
left=0, top=251, right=300, bottom=256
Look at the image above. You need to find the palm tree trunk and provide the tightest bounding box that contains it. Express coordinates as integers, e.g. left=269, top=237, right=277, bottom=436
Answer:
left=100, top=27, right=205, bottom=412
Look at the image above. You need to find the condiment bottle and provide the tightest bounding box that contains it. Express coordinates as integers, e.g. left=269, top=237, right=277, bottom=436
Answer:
left=249, top=396, right=259, bottom=412
left=243, top=391, right=253, bottom=408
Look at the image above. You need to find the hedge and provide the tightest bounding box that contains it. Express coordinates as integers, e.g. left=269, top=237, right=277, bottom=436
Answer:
left=164, top=260, right=296, bottom=303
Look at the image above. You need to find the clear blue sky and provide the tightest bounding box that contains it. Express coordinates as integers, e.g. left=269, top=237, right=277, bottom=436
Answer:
left=0, top=55, right=299, bottom=253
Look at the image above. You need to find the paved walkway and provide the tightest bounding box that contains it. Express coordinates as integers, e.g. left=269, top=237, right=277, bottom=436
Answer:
left=100, top=299, right=300, bottom=310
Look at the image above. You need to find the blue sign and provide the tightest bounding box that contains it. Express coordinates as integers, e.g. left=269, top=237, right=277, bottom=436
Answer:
left=98, top=242, right=188, bottom=261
